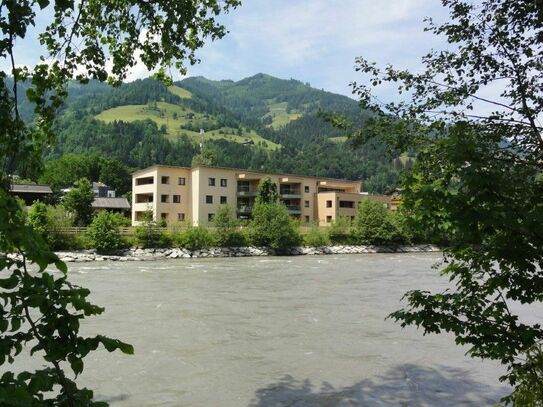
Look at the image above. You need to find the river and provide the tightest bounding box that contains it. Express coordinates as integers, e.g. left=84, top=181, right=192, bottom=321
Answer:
left=34, top=254, right=522, bottom=405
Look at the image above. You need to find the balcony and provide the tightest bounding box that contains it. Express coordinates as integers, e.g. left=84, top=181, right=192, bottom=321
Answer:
left=236, top=190, right=258, bottom=197
left=237, top=205, right=253, bottom=215
left=286, top=205, right=301, bottom=215
left=280, top=192, right=301, bottom=199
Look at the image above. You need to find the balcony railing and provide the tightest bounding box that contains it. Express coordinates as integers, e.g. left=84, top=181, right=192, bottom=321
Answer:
left=237, top=189, right=258, bottom=197
left=286, top=205, right=301, bottom=214
left=237, top=205, right=253, bottom=214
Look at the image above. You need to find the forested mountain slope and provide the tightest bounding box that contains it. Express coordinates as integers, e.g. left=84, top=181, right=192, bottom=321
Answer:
left=18, top=74, right=407, bottom=193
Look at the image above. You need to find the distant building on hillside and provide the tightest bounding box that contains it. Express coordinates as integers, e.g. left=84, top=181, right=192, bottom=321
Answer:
left=9, top=184, right=53, bottom=206
left=131, top=165, right=392, bottom=226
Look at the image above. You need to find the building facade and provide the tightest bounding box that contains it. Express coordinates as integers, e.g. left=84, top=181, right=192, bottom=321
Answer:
left=132, top=165, right=391, bottom=226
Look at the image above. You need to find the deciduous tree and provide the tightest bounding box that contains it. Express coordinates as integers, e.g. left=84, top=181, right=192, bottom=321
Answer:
left=350, top=0, right=543, bottom=402
left=0, top=0, right=240, bottom=404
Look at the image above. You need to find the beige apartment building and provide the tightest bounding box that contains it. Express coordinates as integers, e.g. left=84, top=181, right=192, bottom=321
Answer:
left=132, top=165, right=391, bottom=226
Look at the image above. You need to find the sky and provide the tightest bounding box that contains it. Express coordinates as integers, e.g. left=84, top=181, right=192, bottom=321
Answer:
left=6, top=0, right=450, bottom=99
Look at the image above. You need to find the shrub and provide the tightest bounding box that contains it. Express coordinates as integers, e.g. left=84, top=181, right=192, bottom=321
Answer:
left=303, top=224, right=330, bottom=247
left=328, top=216, right=354, bottom=244
left=27, top=201, right=49, bottom=236
left=247, top=203, right=301, bottom=251
left=62, top=178, right=94, bottom=226
left=213, top=205, right=246, bottom=247
left=353, top=200, right=403, bottom=245
left=86, top=211, right=124, bottom=253
left=177, top=226, right=216, bottom=250
left=133, top=210, right=164, bottom=248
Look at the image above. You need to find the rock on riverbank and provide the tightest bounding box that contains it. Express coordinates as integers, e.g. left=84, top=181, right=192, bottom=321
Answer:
left=45, top=244, right=440, bottom=262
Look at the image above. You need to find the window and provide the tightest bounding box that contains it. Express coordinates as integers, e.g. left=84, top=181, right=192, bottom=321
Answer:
left=135, top=193, right=153, bottom=203
left=206, top=195, right=213, bottom=204
left=161, top=176, right=169, bottom=184
left=339, top=200, right=355, bottom=208
left=305, top=215, right=310, bottom=223
left=220, top=196, right=227, bottom=204
left=304, top=186, right=310, bottom=193
left=326, top=216, right=332, bottom=223
left=304, top=200, right=310, bottom=208
left=161, top=213, right=168, bottom=220
left=208, top=177, right=216, bottom=186
left=208, top=213, right=214, bottom=222
left=177, top=213, right=185, bottom=221
left=178, top=177, right=186, bottom=185
left=161, top=194, right=169, bottom=203
left=220, top=178, right=228, bottom=187
left=351, top=216, right=355, bottom=222
left=135, top=176, right=153, bottom=185
left=173, top=195, right=180, bottom=203
left=326, top=200, right=333, bottom=208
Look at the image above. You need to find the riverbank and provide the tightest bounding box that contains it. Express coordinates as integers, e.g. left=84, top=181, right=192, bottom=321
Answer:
left=47, top=244, right=441, bottom=262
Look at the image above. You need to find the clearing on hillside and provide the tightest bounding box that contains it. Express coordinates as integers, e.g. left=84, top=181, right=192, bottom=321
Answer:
left=95, top=102, right=280, bottom=150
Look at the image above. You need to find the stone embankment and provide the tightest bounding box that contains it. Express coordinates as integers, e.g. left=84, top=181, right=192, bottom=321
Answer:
left=50, top=244, right=441, bottom=262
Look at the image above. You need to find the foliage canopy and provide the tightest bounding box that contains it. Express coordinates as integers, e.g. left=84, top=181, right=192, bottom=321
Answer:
left=351, top=0, right=543, bottom=402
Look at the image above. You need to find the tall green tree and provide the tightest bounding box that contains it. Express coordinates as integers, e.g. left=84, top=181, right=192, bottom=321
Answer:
left=255, top=177, right=278, bottom=205
left=0, top=0, right=240, bottom=404
left=350, top=0, right=543, bottom=402
left=63, top=178, right=95, bottom=226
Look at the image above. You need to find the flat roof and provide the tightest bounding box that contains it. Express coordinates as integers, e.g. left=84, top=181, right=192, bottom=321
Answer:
left=133, top=164, right=360, bottom=184
left=10, top=184, right=53, bottom=194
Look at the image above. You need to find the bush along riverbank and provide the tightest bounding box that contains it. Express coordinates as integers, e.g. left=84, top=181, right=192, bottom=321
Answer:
left=17, top=198, right=445, bottom=262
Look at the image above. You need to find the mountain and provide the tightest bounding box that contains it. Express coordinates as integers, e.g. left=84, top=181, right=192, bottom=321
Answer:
left=29, top=74, right=403, bottom=193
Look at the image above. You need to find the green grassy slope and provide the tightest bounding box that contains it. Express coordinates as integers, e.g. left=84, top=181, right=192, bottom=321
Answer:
left=95, top=101, right=280, bottom=150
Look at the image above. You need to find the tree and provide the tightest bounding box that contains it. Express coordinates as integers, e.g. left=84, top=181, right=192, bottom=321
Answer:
left=247, top=203, right=301, bottom=251
left=350, top=0, right=543, bottom=402
left=191, top=146, right=219, bottom=167
left=98, top=158, right=132, bottom=195
left=213, top=205, right=245, bottom=247
left=27, top=201, right=49, bottom=237
left=255, top=177, right=278, bottom=205
left=0, top=0, right=240, bottom=404
left=86, top=211, right=124, bottom=253
left=352, top=200, right=402, bottom=245
left=63, top=178, right=95, bottom=226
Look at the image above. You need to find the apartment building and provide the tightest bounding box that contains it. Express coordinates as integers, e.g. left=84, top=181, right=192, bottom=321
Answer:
left=132, top=165, right=391, bottom=226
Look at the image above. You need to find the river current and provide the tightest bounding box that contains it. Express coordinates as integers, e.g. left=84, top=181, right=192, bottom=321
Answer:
left=26, top=253, right=530, bottom=405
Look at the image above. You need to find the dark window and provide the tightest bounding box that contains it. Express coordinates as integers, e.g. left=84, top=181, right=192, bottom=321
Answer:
left=161, top=213, right=168, bottom=220
left=161, top=176, right=169, bottom=184
left=305, top=216, right=310, bottom=223
left=206, top=195, right=213, bottom=204
left=326, top=200, right=333, bottom=208
left=304, top=200, right=310, bottom=208
left=220, top=196, right=227, bottom=204
left=177, top=213, right=185, bottom=221
left=220, top=178, right=227, bottom=187
left=161, top=195, right=169, bottom=203
left=304, top=186, right=310, bottom=193
left=208, top=177, right=216, bottom=186
left=178, top=177, right=186, bottom=185
left=326, top=216, right=332, bottom=223
left=173, top=195, right=180, bottom=203
left=339, top=200, right=355, bottom=208
left=136, top=176, right=154, bottom=185
left=208, top=213, right=214, bottom=222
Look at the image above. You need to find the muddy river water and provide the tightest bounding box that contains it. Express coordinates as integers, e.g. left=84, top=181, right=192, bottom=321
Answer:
left=24, top=253, right=537, bottom=406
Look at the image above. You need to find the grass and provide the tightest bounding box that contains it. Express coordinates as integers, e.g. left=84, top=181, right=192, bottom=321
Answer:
left=264, top=101, right=302, bottom=129
left=168, top=85, right=192, bottom=99
left=329, top=136, right=348, bottom=144
left=95, top=102, right=280, bottom=151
